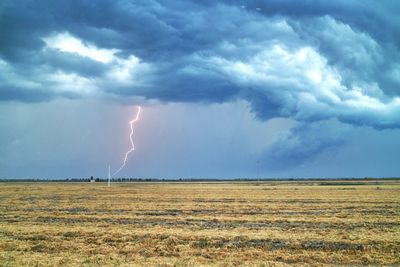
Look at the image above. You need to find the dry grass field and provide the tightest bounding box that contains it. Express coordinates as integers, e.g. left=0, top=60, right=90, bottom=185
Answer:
left=0, top=180, right=399, bottom=266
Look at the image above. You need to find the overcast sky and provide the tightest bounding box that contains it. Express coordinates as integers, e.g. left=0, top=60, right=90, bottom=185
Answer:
left=1, top=0, right=400, bottom=179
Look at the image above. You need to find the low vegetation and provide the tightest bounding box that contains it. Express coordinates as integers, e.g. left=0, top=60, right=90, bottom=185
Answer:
left=0, top=180, right=399, bottom=266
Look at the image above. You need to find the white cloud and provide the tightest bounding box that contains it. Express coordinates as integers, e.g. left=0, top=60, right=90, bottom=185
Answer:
left=43, top=32, right=118, bottom=63
left=107, top=55, right=152, bottom=86
left=39, top=32, right=154, bottom=95
left=199, top=42, right=400, bottom=127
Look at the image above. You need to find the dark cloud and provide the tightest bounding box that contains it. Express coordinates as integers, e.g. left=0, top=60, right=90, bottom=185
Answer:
left=41, top=49, right=109, bottom=78
left=262, top=120, right=353, bottom=170
left=0, top=86, right=53, bottom=102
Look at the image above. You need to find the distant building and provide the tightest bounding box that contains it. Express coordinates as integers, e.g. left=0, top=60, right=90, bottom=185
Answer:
left=90, top=176, right=95, bottom=183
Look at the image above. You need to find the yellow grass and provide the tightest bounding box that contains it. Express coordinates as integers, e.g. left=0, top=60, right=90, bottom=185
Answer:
left=0, top=180, right=399, bottom=266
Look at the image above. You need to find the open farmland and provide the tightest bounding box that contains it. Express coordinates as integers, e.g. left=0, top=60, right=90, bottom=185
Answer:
left=0, top=180, right=399, bottom=266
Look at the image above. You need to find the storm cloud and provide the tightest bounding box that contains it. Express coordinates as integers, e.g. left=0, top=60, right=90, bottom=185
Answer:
left=1, top=0, right=399, bottom=127
left=1, top=0, right=400, bottom=171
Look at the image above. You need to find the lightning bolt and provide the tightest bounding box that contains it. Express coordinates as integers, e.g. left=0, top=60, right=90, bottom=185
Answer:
left=112, top=106, right=141, bottom=177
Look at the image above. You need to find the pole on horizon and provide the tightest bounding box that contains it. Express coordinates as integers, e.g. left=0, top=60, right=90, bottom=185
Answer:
left=108, top=165, right=111, bottom=187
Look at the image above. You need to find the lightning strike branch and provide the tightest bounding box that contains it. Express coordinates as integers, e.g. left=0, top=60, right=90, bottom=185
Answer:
left=112, top=106, right=141, bottom=177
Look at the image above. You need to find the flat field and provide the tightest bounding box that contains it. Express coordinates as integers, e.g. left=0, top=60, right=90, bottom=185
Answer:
left=0, top=180, right=399, bottom=266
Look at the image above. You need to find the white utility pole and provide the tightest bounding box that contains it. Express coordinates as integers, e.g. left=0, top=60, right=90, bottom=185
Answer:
left=108, top=165, right=111, bottom=187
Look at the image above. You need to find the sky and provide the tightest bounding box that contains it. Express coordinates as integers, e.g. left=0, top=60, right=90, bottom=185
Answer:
left=1, top=0, right=400, bottom=179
